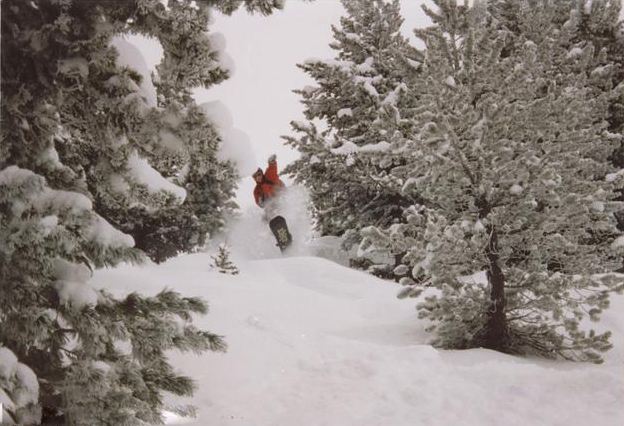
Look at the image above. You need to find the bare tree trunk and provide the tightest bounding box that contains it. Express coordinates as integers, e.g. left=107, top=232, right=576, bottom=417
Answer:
left=481, top=225, right=508, bottom=351
left=474, top=193, right=508, bottom=350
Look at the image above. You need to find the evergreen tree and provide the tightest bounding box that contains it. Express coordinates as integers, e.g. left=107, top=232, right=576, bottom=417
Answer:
left=284, top=0, right=422, bottom=258
left=362, top=0, right=624, bottom=362
left=211, top=244, right=240, bottom=275
left=95, top=103, right=238, bottom=263
left=488, top=0, right=624, bottom=255
left=0, top=1, right=280, bottom=424
left=489, top=0, right=624, bottom=139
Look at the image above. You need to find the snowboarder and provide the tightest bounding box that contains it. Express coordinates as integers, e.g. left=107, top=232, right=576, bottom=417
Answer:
left=252, top=154, right=292, bottom=251
left=252, top=154, right=285, bottom=212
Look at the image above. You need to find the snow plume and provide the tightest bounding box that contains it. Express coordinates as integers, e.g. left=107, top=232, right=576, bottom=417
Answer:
left=219, top=185, right=313, bottom=260
left=278, top=185, right=313, bottom=255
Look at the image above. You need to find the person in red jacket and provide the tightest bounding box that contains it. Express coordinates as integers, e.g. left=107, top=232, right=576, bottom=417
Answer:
left=252, top=154, right=285, bottom=211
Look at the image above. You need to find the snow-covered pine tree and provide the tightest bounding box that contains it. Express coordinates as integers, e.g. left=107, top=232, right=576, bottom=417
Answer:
left=0, top=1, right=279, bottom=424
left=211, top=244, right=240, bottom=275
left=96, top=102, right=238, bottom=263
left=176, top=107, right=239, bottom=251
left=284, top=0, right=422, bottom=260
left=489, top=0, right=624, bottom=140
left=82, top=1, right=247, bottom=263
left=361, top=0, right=624, bottom=362
left=489, top=0, right=624, bottom=258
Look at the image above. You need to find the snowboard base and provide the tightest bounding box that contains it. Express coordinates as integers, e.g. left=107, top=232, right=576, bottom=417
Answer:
left=269, top=215, right=292, bottom=252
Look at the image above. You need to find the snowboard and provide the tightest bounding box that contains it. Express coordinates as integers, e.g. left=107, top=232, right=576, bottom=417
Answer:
left=269, top=215, right=292, bottom=252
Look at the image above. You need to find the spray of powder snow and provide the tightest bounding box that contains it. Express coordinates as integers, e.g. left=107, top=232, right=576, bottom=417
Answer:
left=217, top=185, right=315, bottom=260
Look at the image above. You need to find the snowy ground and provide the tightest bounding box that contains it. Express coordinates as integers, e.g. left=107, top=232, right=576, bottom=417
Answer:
left=90, top=239, right=624, bottom=426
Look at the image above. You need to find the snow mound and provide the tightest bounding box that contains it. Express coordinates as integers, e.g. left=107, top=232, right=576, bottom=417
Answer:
left=89, top=253, right=624, bottom=426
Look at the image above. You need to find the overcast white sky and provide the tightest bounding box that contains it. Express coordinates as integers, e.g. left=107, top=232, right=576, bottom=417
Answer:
left=191, top=0, right=432, bottom=207
left=195, top=0, right=430, bottom=166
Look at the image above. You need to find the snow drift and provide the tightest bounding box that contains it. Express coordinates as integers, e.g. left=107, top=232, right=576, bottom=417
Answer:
left=90, top=252, right=624, bottom=426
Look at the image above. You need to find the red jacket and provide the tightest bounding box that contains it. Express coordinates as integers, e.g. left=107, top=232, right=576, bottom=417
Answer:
left=254, top=162, right=284, bottom=207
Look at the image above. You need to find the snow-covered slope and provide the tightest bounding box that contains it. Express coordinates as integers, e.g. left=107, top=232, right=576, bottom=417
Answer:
left=91, top=254, right=624, bottom=426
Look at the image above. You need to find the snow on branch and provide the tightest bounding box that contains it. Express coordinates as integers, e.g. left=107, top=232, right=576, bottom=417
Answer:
left=127, top=150, right=187, bottom=201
